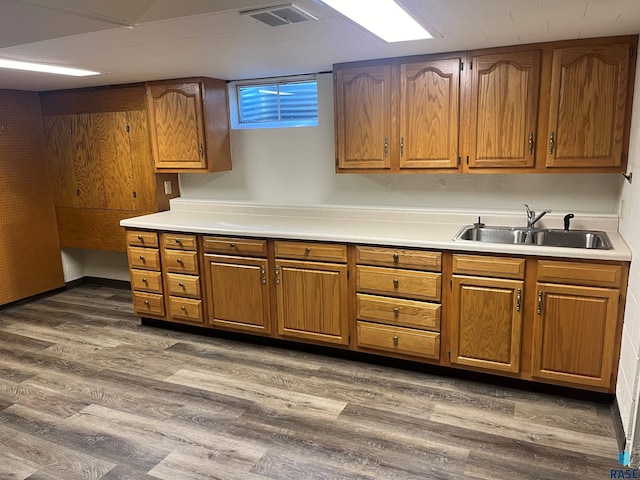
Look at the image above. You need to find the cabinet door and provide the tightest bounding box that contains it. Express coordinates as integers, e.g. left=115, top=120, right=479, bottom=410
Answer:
left=147, top=82, right=206, bottom=170
left=468, top=50, right=540, bottom=168
left=72, top=114, right=108, bottom=209
left=451, top=276, right=523, bottom=373
left=276, top=259, right=349, bottom=345
left=44, top=115, right=78, bottom=208
left=335, top=65, right=392, bottom=170
left=399, top=58, right=460, bottom=169
left=206, top=255, right=271, bottom=334
left=546, top=43, right=630, bottom=168
left=533, top=283, right=618, bottom=387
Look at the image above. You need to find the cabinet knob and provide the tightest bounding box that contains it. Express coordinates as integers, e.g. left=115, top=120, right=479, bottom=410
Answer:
left=392, top=336, right=399, bottom=345
left=176, top=258, right=183, bottom=264
left=137, top=235, right=143, bottom=241
left=175, top=238, right=182, bottom=244
left=393, top=307, right=399, bottom=317
left=142, top=277, right=147, bottom=283
left=393, top=253, right=399, bottom=263
left=393, top=278, right=399, bottom=288
left=139, top=255, right=145, bottom=261
left=181, top=305, right=186, bottom=311
left=144, top=300, right=149, bottom=305
left=178, top=282, right=184, bottom=288
left=230, top=242, right=236, bottom=248
left=305, top=247, right=311, bottom=254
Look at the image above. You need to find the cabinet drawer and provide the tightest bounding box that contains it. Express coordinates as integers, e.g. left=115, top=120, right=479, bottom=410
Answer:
left=203, top=236, right=267, bottom=256
left=163, top=249, right=199, bottom=274
left=127, top=230, right=159, bottom=248
left=130, top=269, right=163, bottom=293
left=357, top=321, right=440, bottom=360
left=275, top=241, right=347, bottom=263
left=163, top=233, right=198, bottom=250
left=133, top=292, right=165, bottom=317
left=356, top=293, right=440, bottom=331
left=452, top=254, right=525, bottom=279
left=128, top=247, right=161, bottom=271
left=356, top=246, right=441, bottom=272
left=357, top=266, right=441, bottom=301
left=167, top=273, right=201, bottom=298
left=169, top=296, right=203, bottom=323
left=537, top=260, right=622, bottom=288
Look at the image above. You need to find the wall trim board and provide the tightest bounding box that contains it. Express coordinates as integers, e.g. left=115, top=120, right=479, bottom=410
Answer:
left=613, top=397, right=628, bottom=452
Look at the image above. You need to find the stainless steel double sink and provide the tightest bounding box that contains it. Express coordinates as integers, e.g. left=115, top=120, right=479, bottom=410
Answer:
left=454, top=225, right=612, bottom=250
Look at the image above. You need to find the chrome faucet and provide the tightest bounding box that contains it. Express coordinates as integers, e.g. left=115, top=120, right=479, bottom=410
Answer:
left=525, top=204, right=551, bottom=229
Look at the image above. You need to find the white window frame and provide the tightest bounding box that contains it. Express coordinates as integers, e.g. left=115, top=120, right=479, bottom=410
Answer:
left=228, top=74, right=318, bottom=130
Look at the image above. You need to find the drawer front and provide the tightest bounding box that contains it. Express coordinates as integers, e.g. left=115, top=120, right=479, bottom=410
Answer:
left=167, top=273, right=201, bottom=298
left=169, top=296, right=203, bottom=323
left=357, top=266, right=441, bottom=301
left=127, top=230, right=159, bottom=248
left=128, top=246, right=161, bottom=271
left=130, top=269, right=163, bottom=293
left=537, top=260, right=622, bottom=288
left=356, top=246, right=442, bottom=272
left=275, top=241, right=347, bottom=263
left=357, top=321, right=440, bottom=360
left=163, top=233, right=198, bottom=250
left=133, top=292, right=165, bottom=317
left=203, top=236, right=267, bottom=256
left=163, top=249, right=199, bottom=274
left=452, top=254, right=525, bottom=280
left=356, top=294, right=440, bottom=331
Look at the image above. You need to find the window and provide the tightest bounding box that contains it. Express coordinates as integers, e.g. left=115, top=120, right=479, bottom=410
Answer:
left=229, top=76, right=318, bottom=129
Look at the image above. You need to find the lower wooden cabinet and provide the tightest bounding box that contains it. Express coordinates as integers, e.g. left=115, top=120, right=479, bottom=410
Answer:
left=532, top=283, right=618, bottom=388
left=205, top=254, right=271, bottom=334
left=451, top=275, right=523, bottom=373
left=275, top=259, right=349, bottom=345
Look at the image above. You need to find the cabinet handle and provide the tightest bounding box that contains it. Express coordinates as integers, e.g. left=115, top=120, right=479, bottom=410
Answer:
left=384, top=137, right=388, bottom=157
left=516, top=288, right=521, bottom=312
left=199, top=142, right=204, bottom=159
left=392, top=335, right=399, bottom=345
left=275, top=266, right=280, bottom=285
left=392, top=253, right=399, bottom=263
left=393, top=278, right=399, bottom=288
left=176, top=258, right=183, bottom=264
left=528, top=132, right=534, bottom=155
left=393, top=307, right=399, bottom=317
left=144, top=300, right=149, bottom=305
left=175, top=238, right=182, bottom=244
left=142, top=277, right=148, bottom=283
left=229, top=242, right=236, bottom=248
left=178, top=282, right=184, bottom=288
left=139, top=255, right=145, bottom=261
left=137, top=235, right=143, bottom=241
left=305, top=247, right=311, bottom=254
left=261, top=265, right=266, bottom=284
left=537, top=291, right=543, bottom=314
left=400, top=137, right=404, bottom=158
left=548, top=131, right=555, bottom=154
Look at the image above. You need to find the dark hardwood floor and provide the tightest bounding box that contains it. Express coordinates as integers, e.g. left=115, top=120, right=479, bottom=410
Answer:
left=0, top=285, right=622, bottom=479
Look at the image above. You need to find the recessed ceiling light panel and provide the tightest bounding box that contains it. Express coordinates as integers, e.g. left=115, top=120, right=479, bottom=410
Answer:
left=0, top=59, right=101, bottom=77
left=321, top=0, right=432, bottom=43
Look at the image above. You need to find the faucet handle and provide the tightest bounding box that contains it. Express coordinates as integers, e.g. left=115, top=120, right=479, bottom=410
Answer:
left=563, top=213, right=575, bottom=231
left=524, top=204, right=533, bottom=218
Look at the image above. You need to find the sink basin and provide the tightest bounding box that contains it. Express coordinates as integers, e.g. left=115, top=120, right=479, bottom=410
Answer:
left=454, top=226, right=612, bottom=250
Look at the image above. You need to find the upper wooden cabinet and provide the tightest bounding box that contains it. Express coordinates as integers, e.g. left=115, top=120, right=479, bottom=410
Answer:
left=466, top=50, right=541, bottom=169
left=146, top=78, right=231, bottom=173
left=334, top=54, right=463, bottom=173
left=334, top=35, right=637, bottom=174
left=546, top=43, right=631, bottom=168
left=335, top=65, right=392, bottom=170
left=41, top=85, right=180, bottom=251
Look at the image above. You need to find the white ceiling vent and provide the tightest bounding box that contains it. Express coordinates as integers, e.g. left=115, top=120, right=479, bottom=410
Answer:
left=240, top=4, right=318, bottom=27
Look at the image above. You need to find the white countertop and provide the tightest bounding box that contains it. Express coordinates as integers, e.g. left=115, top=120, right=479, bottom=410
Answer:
left=121, top=199, right=631, bottom=262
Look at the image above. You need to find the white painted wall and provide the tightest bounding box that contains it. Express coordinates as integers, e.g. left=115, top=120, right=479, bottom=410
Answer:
left=618, top=57, right=640, bottom=459
left=60, top=247, right=129, bottom=283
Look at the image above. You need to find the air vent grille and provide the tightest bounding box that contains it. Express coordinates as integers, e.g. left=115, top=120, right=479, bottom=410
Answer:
left=241, top=4, right=318, bottom=27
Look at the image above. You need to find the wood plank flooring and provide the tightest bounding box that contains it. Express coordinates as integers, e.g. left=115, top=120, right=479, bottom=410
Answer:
left=0, top=284, right=623, bottom=479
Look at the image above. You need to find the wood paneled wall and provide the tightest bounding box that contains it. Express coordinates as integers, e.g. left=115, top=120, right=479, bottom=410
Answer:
left=0, top=90, right=64, bottom=305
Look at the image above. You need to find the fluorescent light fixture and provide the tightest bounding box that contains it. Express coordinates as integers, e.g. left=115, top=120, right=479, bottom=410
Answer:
left=321, top=0, right=432, bottom=42
left=0, top=59, right=100, bottom=77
